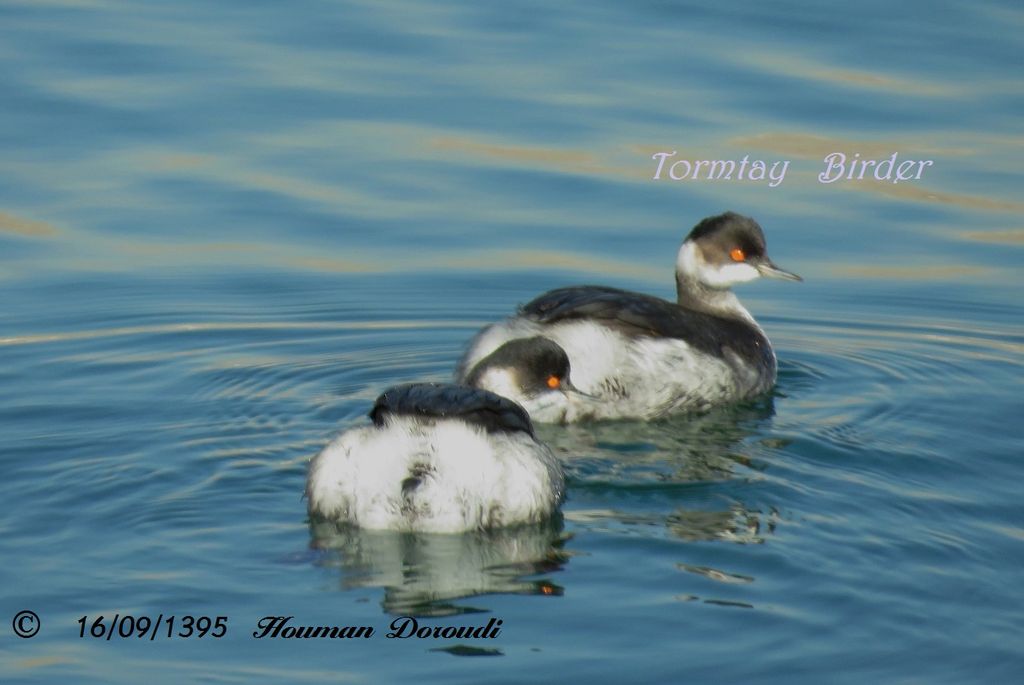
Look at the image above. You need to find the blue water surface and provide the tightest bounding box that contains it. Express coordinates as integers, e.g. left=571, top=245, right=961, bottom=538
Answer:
left=1, top=0, right=1022, bottom=683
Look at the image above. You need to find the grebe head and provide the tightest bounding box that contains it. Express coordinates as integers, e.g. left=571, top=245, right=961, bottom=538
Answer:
left=676, top=212, right=802, bottom=290
left=464, top=337, right=588, bottom=423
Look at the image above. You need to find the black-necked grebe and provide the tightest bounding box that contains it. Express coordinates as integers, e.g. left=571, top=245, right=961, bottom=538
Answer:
left=455, top=212, right=801, bottom=420
left=307, top=338, right=586, bottom=532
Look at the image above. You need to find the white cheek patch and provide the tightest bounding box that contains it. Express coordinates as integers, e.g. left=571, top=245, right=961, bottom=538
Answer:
left=677, top=242, right=760, bottom=288
left=676, top=240, right=702, bottom=279
left=520, top=390, right=569, bottom=423
left=703, top=262, right=760, bottom=287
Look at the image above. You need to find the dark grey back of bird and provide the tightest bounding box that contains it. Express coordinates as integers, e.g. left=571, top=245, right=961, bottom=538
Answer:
left=370, top=383, right=536, bottom=438
left=520, top=285, right=774, bottom=373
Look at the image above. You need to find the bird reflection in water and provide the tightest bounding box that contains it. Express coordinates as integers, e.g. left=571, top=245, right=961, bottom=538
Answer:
left=308, top=518, right=571, bottom=617
left=542, top=394, right=781, bottom=486
left=306, top=391, right=788, bottom=615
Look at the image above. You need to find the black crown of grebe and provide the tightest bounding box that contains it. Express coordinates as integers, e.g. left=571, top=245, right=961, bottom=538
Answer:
left=455, top=211, right=802, bottom=421
left=306, top=338, right=585, bottom=533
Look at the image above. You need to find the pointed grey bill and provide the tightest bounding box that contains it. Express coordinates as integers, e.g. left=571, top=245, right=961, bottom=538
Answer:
left=755, top=258, right=802, bottom=282
left=563, top=379, right=599, bottom=400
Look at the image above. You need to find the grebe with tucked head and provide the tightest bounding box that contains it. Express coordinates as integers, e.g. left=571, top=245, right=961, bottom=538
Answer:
left=307, top=338, right=588, bottom=532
